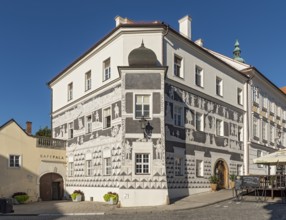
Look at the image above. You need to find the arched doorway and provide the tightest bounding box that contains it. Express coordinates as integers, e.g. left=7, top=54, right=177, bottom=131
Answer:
left=214, top=159, right=229, bottom=189
left=40, top=173, right=63, bottom=201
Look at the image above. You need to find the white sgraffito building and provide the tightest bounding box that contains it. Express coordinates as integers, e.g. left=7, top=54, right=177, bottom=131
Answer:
left=48, top=15, right=286, bottom=207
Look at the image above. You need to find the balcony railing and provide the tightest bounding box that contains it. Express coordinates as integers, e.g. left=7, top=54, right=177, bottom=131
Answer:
left=36, top=136, right=66, bottom=149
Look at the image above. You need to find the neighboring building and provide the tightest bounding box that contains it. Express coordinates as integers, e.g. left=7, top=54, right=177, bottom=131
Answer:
left=48, top=16, right=249, bottom=207
left=210, top=41, right=286, bottom=175
left=0, top=119, right=66, bottom=201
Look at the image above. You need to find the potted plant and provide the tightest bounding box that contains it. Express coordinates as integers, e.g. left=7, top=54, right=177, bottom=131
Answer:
left=71, top=190, right=84, bottom=202
left=12, top=192, right=29, bottom=204
left=103, top=192, right=119, bottom=205
left=229, top=173, right=236, bottom=189
left=209, top=175, right=219, bottom=191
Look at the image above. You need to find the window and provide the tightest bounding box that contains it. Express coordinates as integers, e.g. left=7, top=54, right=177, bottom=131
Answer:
left=85, top=71, right=91, bottom=91
left=238, top=127, right=243, bottom=142
left=277, top=106, right=281, bottom=118
left=216, top=77, right=223, bottom=96
left=270, top=125, right=275, bottom=143
left=174, top=157, right=184, bottom=176
left=283, top=110, right=286, bottom=120
left=262, top=121, right=267, bottom=140
left=257, top=150, right=263, bottom=168
left=174, top=105, right=183, bottom=126
left=195, top=112, right=204, bottom=131
left=195, top=66, right=203, bottom=87
left=253, top=116, right=259, bottom=138
left=103, top=107, right=111, bottom=128
left=174, top=55, right=183, bottom=78
left=237, top=88, right=243, bottom=105
left=68, top=82, right=73, bottom=101
left=68, top=162, right=73, bottom=176
left=86, top=160, right=92, bottom=176
left=9, top=155, right=20, bottom=168
left=270, top=101, right=275, bottom=114
left=135, top=95, right=150, bottom=118
left=103, top=58, right=111, bottom=81
left=86, top=115, right=92, bottom=133
left=196, top=159, right=204, bottom=177
left=216, top=119, right=224, bottom=136
left=135, top=153, right=150, bottom=174
left=262, top=95, right=268, bottom=109
left=237, top=164, right=243, bottom=176
left=68, top=122, right=74, bottom=139
left=252, top=86, right=259, bottom=104
left=104, top=158, right=111, bottom=175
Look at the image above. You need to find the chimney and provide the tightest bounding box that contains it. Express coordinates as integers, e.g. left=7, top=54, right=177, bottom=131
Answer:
left=26, top=121, right=32, bottom=135
left=115, top=16, right=133, bottom=27
left=178, top=15, right=192, bottom=40
left=195, top=38, right=204, bottom=47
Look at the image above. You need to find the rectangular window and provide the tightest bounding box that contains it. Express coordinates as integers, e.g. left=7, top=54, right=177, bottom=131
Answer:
left=174, top=157, right=184, bottom=176
left=9, top=155, right=20, bottom=168
left=103, top=107, right=111, bottom=128
left=237, top=164, right=243, bottom=176
left=86, top=160, right=92, bottom=176
left=103, top=58, right=111, bottom=81
left=252, top=86, right=259, bottom=104
left=270, top=125, right=275, bottom=143
left=135, top=95, right=150, bottom=118
left=196, top=159, right=204, bottom=177
left=85, top=71, right=91, bottom=91
left=68, top=122, right=74, bottom=139
left=174, top=105, right=183, bottom=126
left=68, top=82, right=73, bottom=101
left=104, top=158, right=111, bottom=176
left=253, top=116, right=259, bottom=138
left=216, top=77, right=223, bottom=96
left=257, top=150, right=263, bottom=168
left=86, top=115, right=92, bottom=133
left=238, top=126, right=243, bottom=142
left=262, top=121, right=267, bottom=140
left=277, top=106, right=281, bottom=118
left=237, top=88, right=243, bottom=105
left=135, top=153, right=150, bottom=174
left=196, top=112, right=204, bottom=131
left=262, top=96, right=268, bottom=109
left=216, top=119, right=224, bottom=136
left=174, top=55, right=183, bottom=78
left=283, top=110, right=286, bottom=120
left=270, top=101, right=275, bottom=114
left=68, top=162, right=73, bottom=176
left=195, top=66, right=203, bottom=87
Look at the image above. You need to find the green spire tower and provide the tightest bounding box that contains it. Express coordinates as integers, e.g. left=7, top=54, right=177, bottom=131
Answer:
left=233, top=40, right=245, bottom=63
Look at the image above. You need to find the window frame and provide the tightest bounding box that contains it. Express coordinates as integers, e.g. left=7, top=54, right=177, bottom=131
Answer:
left=237, top=88, right=243, bottom=105
left=216, top=119, right=224, bottom=136
left=174, top=54, right=183, bottom=78
left=68, top=122, right=74, bottom=139
left=67, top=82, right=73, bottom=101
left=134, top=94, right=152, bottom=119
left=9, top=155, right=21, bottom=168
left=86, top=115, right=92, bottom=134
left=68, top=162, right=74, bottom=177
left=103, top=107, right=111, bottom=129
left=262, top=120, right=267, bottom=141
left=85, top=160, right=92, bottom=176
left=253, top=116, right=259, bottom=138
left=103, top=58, right=111, bottom=81
left=216, top=77, right=223, bottom=97
left=174, top=156, right=184, bottom=176
left=104, top=157, right=112, bottom=176
left=196, top=159, right=204, bottom=177
left=135, top=153, right=150, bottom=175
left=195, top=112, right=204, bottom=132
left=257, top=150, right=263, bottom=168
left=195, top=65, right=203, bottom=88
left=174, top=105, right=183, bottom=127
left=85, top=71, right=92, bottom=91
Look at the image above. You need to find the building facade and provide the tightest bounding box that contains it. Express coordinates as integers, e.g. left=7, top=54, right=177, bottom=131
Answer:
left=48, top=16, right=253, bottom=207
left=0, top=120, right=66, bottom=201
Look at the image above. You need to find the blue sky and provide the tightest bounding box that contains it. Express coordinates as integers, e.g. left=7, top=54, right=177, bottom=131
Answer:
left=1, top=0, right=286, bottom=134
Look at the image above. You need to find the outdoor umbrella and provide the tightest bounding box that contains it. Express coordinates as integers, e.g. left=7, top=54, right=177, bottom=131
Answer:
left=253, top=149, right=286, bottom=165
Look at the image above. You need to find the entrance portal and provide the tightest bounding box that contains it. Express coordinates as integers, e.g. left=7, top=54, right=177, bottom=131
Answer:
left=40, top=173, right=63, bottom=201
left=214, top=160, right=229, bottom=189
